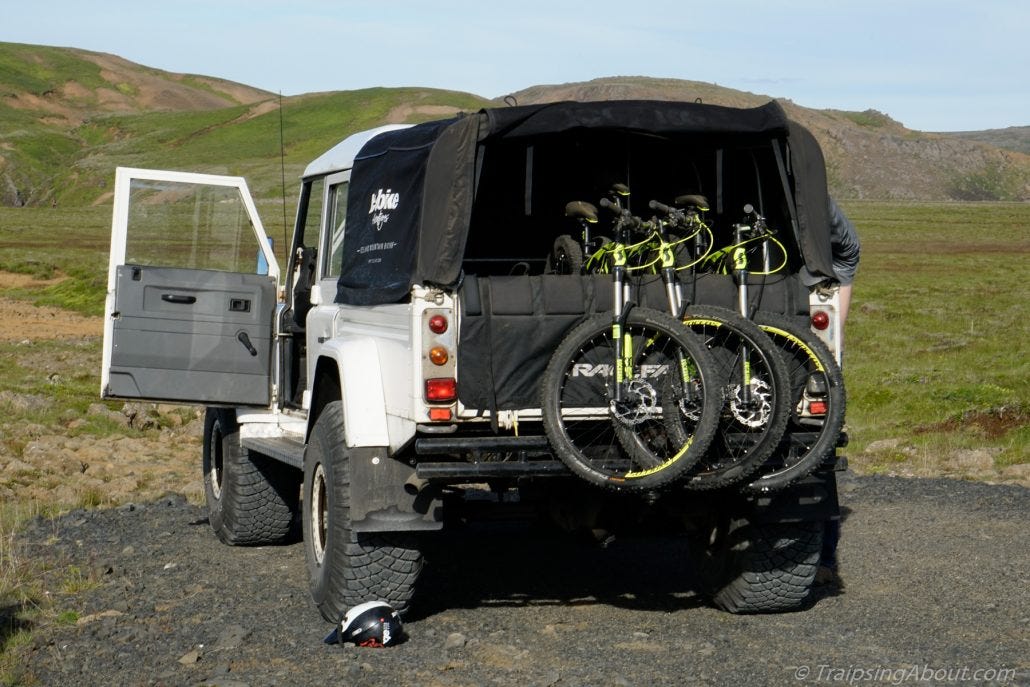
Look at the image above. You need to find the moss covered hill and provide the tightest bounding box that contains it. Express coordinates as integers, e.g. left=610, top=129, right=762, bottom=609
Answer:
left=1, top=42, right=1027, bottom=207
left=0, top=42, right=490, bottom=207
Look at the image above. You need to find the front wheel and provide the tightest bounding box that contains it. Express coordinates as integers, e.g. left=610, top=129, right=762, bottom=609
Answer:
left=676, top=305, right=792, bottom=491
left=745, top=313, right=846, bottom=493
left=303, top=401, right=423, bottom=621
left=202, top=408, right=299, bottom=546
left=541, top=307, right=720, bottom=491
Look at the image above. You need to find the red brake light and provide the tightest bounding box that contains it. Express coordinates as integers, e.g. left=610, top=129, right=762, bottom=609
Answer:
left=808, top=400, right=828, bottom=415
left=428, top=315, right=448, bottom=334
left=425, top=378, right=456, bottom=402
left=811, top=311, right=830, bottom=331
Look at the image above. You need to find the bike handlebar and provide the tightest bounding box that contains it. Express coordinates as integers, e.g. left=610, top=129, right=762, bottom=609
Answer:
left=598, top=197, right=645, bottom=231
left=648, top=199, right=689, bottom=221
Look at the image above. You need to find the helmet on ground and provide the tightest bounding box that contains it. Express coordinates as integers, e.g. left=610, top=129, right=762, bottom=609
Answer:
left=323, top=600, right=405, bottom=647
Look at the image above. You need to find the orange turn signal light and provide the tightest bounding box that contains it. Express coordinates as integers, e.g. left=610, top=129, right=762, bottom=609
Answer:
left=428, top=407, right=453, bottom=421
left=429, top=346, right=449, bottom=366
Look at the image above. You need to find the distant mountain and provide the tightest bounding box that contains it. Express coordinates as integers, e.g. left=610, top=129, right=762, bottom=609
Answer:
left=1, top=44, right=1026, bottom=207
left=938, top=126, right=1030, bottom=156
left=503, top=77, right=1029, bottom=202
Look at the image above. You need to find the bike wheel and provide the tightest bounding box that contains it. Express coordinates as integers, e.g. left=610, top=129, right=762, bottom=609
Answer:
left=549, top=234, right=584, bottom=275
left=541, top=307, right=720, bottom=491
left=745, top=312, right=846, bottom=493
left=670, top=305, right=792, bottom=491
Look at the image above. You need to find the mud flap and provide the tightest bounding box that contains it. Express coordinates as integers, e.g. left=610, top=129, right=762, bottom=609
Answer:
left=347, top=447, right=443, bottom=532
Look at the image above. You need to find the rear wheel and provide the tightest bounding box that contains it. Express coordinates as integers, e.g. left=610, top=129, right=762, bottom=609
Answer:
left=202, top=408, right=299, bottom=546
left=303, top=401, right=423, bottom=622
left=690, top=516, right=822, bottom=613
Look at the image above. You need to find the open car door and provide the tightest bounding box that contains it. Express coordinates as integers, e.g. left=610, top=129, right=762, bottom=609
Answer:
left=101, top=168, right=279, bottom=407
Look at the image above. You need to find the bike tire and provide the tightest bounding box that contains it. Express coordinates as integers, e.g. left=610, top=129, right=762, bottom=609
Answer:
left=745, top=312, right=846, bottom=493
left=541, top=307, right=720, bottom=492
left=549, top=234, right=584, bottom=275
left=669, top=305, right=792, bottom=491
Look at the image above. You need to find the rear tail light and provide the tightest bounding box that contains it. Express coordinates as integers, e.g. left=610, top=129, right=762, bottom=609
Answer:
left=425, top=377, right=456, bottom=402
left=811, top=310, right=830, bottom=331
left=428, top=314, right=448, bottom=334
left=808, top=400, right=828, bottom=416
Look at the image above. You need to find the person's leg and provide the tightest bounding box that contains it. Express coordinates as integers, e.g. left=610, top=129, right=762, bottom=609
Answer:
left=816, top=518, right=844, bottom=587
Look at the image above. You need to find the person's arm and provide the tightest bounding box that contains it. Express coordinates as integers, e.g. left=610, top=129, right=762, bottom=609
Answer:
left=828, top=198, right=860, bottom=325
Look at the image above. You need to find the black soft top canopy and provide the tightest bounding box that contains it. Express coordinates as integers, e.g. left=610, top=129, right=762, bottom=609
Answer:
left=337, top=99, right=833, bottom=305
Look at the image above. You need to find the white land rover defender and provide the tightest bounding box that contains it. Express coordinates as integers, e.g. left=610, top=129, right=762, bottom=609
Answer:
left=101, top=99, right=846, bottom=620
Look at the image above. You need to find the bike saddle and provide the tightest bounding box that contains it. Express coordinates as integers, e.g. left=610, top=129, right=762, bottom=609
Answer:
left=675, top=194, right=710, bottom=211
left=565, top=200, right=598, bottom=222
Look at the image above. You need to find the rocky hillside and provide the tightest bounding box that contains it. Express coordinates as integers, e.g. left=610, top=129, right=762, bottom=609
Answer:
left=1, top=44, right=1027, bottom=206
left=939, top=126, right=1030, bottom=155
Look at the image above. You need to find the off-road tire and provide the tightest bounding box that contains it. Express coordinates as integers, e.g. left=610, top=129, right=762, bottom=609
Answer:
left=690, top=516, right=822, bottom=613
left=303, top=401, right=422, bottom=622
left=549, top=234, right=584, bottom=275
left=202, top=408, right=300, bottom=546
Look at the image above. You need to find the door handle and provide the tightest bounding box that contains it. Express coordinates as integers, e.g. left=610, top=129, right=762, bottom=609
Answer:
left=161, top=294, right=196, bottom=304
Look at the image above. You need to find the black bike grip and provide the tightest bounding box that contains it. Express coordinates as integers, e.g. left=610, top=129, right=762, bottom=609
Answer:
left=649, top=199, right=672, bottom=214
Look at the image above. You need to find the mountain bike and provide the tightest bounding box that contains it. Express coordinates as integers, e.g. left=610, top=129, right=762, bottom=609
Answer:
left=644, top=197, right=792, bottom=490
left=540, top=194, right=721, bottom=492
left=701, top=204, right=847, bottom=492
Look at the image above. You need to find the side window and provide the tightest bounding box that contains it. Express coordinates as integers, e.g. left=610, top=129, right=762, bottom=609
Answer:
left=290, top=176, right=324, bottom=307
left=324, top=178, right=349, bottom=280
left=302, top=177, right=325, bottom=248
left=125, top=178, right=261, bottom=273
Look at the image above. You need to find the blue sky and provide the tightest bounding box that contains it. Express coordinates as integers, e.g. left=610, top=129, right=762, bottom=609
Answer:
left=5, top=0, right=1028, bottom=132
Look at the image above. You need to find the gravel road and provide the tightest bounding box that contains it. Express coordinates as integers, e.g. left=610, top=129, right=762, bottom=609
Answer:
left=13, top=472, right=1029, bottom=687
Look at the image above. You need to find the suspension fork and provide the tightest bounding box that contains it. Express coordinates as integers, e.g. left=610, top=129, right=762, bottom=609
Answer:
left=732, top=229, right=754, bottom=405
left=652, top=223, right=698, bottom=402
left=611, top=243, right=632, bottom=403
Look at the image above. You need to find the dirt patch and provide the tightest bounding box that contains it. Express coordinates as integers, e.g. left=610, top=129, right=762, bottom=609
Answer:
left=915, top=406, right=1028, bottom=439
left=0, top=272, right=103, bottom=340
left=0, top=296, right=101, bottom=341
left=385, top=104, right=463, bottom=123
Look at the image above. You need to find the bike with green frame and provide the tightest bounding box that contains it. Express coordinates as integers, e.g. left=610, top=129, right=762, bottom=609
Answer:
left=539, top=190, right=722, bottom=492
left=699, top=203, right=847, bottom=492
left=643, top=195, right=794, bottom=490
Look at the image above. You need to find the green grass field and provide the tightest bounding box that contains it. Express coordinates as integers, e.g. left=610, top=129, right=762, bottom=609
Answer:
left=840, top=200, right=1028, bottom=477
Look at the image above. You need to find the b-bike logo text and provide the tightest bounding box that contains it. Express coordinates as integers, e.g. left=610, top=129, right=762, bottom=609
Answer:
left=572, top=364, right=670, bottom=378
left=369, top=188, right=400, bottom=231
